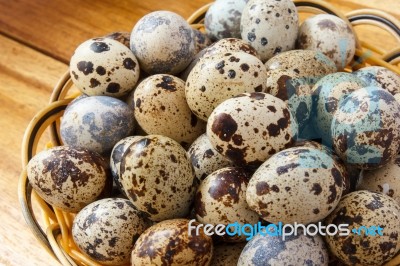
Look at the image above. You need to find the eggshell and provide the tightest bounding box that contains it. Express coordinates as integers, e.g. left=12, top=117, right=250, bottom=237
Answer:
left=205, top=0, right=248, bottom=40
left=70, top=38, right=140, bottom=97
left=60, top=96, right=135, bottom=155
left=187, top=133, right=234, bottom=181
left=331, top=87, right=400, bottom=169
left=297, top=14, right=356, bottom=70
left=207, top=92, right=298, bottom=168
left=211, top=243, right=246, bottom=266
left=193, top=29, right=212, bottom=54
left=357, top=156, right=400, bottom=204
left=120, top=135, right=196, bottom=221
left=104, top=32, right=130, bottom=48
left=238, top=231, right=329, bottom=265
left=131, top=219, right=213, bottom=266
left=324, top=191, right=400, bottom=266
left=353, top=66, right=400, bottom=96
left=186, top=52, right=268, bottom=121
left=247, top=146, right=344, bottom=224
left=72, top=198, right=148, bottom=265
left=203, top=38, right=259, bottom=58
left=194, top=167, right=259, bottom=242
left=133, top=74, right=206, bottom=147
left=130, top=11, right=195, bottom=74
left=27, top=146, right=108, bottom=212
left=311, top=72, right=366, bottom=143
left=240, top=0, right=299, bottom=62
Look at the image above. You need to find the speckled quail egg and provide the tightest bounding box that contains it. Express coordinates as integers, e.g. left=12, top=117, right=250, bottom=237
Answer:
left=110, top=136, right=142, bottom=195
left=70, top=38, right=140, bottom=97
left=186, top=52, right=267, bottom=121
left=180, top=49, right=208, bottom=81
left=205, top=0, right=248, bottom=40
left=311, top=72, right=366, bottom=144
left=130, top=11, right=195, bottom=75
left=207, top=92, right=298, bottom=168
left=134, top=74, right=206, bottom=147
left=104, top=32, right=130, bottom=48
left=27, top=146, right=108, bottom=212
left=193, top=29, right=212, bottom=54
left=60, top=96, right=135, bottom=155
left=357, top=156, right=400, bottom=204
left=241, top=0, right=299, bottom=62
left=324, top=190, right=400, bottom=266
left=119, top=135, right=196, bottom=221
left=210, top=243, right=246, bottom=266
left=131, top=219, right=213, bottom=266
left=72, top=198, right=148, bottom=265
left=187, top=133, right=234, bottom=181
left=353, top=66, right=400, bottom=96
left=247, top=146, right=344, bottom=224
left=297, top=14, right=356, bottom=70
left=202, top=38, right=259, bottom=58
left=238, top=230, right=329, bottom=266
left=194, top=167, right=259, bottom=242
left=331, top=87, right=400, bottom=169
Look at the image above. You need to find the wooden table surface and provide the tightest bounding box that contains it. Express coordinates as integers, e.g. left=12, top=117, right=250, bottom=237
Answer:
left=0, top=0, right=398, bottom=265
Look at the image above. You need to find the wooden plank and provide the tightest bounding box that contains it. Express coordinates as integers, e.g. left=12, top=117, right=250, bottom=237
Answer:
left=0, top=34, right=67, bottom=266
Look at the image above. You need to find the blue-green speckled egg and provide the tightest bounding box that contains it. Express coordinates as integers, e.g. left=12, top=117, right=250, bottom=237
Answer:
left=353, top=66, right=400, bottom=97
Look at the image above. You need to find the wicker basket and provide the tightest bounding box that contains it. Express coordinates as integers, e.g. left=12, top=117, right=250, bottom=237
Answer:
left=19, top=0, right=400, bottom=265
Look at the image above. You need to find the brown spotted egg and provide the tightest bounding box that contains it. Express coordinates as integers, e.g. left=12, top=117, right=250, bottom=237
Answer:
left=353, top=66, right=400, bottom=97
left=186, top=52, right=268, bottom=121
left=324, top=191, right=400, bottom=266
left=357, top=156, right=400, bottom=205
left=72, top=198, right=148, bottom=265
left=237, top=231, right=329, bottom=265
left=60, top=96, right=135, bottom=155
left=331, top=87, right=400, bottom=169
left=130, top=11, right=195, bottom=75
left=131, top=219, right=213, bottom=266
left=240, top=0, right=299, bottom=62
left=134, top=74, right=206, bottom=147
left=70, top=38, right=140, bottom=97
left=297, top=14, right=356, bottom=70
left=120, top=135, right=196, bottom=221
left=207, top=92, right=298, bottom=168
left=210, top=243, right=246, bottom=266
left=202, top=38, right=260, bottom=59
left=311, top=72, right=366, bottom=144
left=193, top=29, right=212, bottom=54
left=27, top=146, right=108, bottom=212
left=194, top=167, right=259, bottom=242
left=246, top=146, right=344, bottom=224
left=187, top=134, right=234, bottom=181
left=104, top=31, right=130, bottom=48
left=205, top=0, right=248, bottom=40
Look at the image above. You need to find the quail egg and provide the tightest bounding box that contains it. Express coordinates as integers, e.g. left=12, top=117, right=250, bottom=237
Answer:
left=104, top=32, right=130, bottom=48
left=193, top=29, right=212, bottom=54
left=353, top=66, right=400, bottom=97
left=202, top=38, right=259, bottom=59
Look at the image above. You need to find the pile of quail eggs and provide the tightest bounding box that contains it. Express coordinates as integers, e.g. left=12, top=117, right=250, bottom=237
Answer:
left=26, top=0, right=400, bottom=265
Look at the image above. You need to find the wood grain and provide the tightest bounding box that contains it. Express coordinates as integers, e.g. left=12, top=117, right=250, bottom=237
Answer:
left=0, top=0, right=399, bottom=265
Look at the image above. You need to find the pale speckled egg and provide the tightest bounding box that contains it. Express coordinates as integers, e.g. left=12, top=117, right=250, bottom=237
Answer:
left=60, top=96, right=135, bottom=155
left=194, top=167, right=259, bottom=242
left=311, top=72, right=366, bottom=143
left=210, top=243, right=246, bottom=266
left=134, top=74, right=206, bottom=147
left=207, top=92, right=298, bottom=168
left=297, top=14, right=356, bottom=70
left=240, top=0, right=299, bottom=62
left=27, top=146, right=108, bottom=212
left=119, top=135, right=196, bottom=221
left=110, top=136, right=142, bottom=195
left=247, top=146, right=344, bottom=224
left=72, top=198, right=148, bottom=265
left=205, top=0, right=248, bottom=41
left=238, top=231, right=329, bottom=266
left=186, top=52, right=268, bottom=121
left=331, top=87, right=400, bottom=169
left=70, top=38, right=140, bottom=97
left=131, top=219, right=213, bottom=266
left=357, top=156, right=400, bottom=205
left=187, top=134, right=234, bottom=181
left=104, top=31, right=130, bottom=48
left=130, top=11, right=195, bottom=75
left=193, top=29, right=212, bottom=54
left=324, top=191, right=400, bottom=266
left=353, top=66, right=400, bottom=96
left=203, top=38, right=259, bottom=59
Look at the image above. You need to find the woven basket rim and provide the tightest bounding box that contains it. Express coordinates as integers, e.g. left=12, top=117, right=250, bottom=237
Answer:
left=19, top=0, right=400, bottom=265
